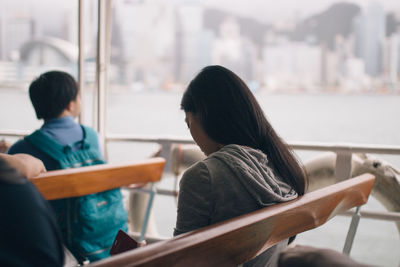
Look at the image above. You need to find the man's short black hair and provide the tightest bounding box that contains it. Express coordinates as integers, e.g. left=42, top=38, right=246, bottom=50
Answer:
left=29, top=71, right=79, bottom=120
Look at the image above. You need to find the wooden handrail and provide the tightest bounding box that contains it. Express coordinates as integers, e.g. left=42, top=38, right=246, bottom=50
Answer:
left=90, top=173, right=375, bottom=267
left=29, top=157, right=165, bottom=200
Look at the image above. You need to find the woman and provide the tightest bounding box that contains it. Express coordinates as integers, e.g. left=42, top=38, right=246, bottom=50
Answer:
left=174, top=65, right=308, bottom=267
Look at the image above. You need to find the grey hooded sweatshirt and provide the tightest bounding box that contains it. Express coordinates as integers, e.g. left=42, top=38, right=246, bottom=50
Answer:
left=174, top=144, right=298, bottom=267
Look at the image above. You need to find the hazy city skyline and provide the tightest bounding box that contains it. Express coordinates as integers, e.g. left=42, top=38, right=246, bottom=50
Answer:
left=203, top=0, right=400, bottom=23
left=4, top=0, right=400, bottom=30
left=0, top=0, right=399, bottom=93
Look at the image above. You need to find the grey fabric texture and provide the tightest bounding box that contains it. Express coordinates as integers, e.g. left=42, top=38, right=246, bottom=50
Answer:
left=174, top=144, right=298, bottom=266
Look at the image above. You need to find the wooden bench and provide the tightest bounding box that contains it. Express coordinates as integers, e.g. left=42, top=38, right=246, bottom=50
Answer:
left=89, top=173, right=375, bottom=267
left=29, top=157, right=165, bottom=200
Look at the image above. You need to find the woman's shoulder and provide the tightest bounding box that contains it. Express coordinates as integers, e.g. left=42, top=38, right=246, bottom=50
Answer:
left=184, top=152, right=231, bottom=174
left=180, top=152, right=229, bottom=182
left=182, top=160, right=209, bottom=178
left=179, top=160, right=214, bottom=201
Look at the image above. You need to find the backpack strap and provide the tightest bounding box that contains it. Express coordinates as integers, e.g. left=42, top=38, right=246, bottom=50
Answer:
left=80, top=125, right=100, bottom=151
left=25, top=130, right=67, bottom=160
left=26, top=126, right=104, bottom=168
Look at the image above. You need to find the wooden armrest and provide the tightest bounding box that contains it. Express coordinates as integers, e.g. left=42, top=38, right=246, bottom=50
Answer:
left=30, top=157, right=165, bottom=200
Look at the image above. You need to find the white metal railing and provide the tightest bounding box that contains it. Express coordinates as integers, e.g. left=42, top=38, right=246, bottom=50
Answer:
left=0, top=130, right=30, bottom=138
left=289, top=141, right=400, bottom=155
left=342, top=209, right=400, bottom=222
left=1, top=130, right=400, bottom=224
left=104, top=134, right=400, bottom=226
left=3, top=130, right=400, bottom=154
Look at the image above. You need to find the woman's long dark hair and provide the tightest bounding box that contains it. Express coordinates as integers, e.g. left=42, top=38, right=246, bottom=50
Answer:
left=181, top=65, right=307, bottom=195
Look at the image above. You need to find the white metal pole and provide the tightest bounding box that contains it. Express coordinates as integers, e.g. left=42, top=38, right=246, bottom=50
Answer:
left=96, top=0, right=112, bottom=154
left=78, top=0, right=85, bottom=124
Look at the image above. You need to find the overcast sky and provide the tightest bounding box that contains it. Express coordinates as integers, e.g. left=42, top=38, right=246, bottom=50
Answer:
left=202, top=0, right=400, bottom=23
left=4, top=0, right=400, bottom=33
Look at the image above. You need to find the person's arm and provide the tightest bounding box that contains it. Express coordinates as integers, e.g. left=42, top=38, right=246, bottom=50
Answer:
left=0, top=139, right=11, bottom=153
left=278, top=245, right=371, bottom=267
left=174, top=162, right=213, bottom=236
left=0, top=153, right=46, bottom=178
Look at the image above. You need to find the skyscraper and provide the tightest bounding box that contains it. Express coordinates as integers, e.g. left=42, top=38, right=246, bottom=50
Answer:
left=0, top=0, right=34, bottom=60
left=353, top=3, right=386, bottom=77
left=175, top=0, right=213, bottom=83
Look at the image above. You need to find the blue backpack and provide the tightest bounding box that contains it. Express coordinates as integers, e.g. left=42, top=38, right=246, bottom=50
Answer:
left=25, top=126, right=128, bottom=262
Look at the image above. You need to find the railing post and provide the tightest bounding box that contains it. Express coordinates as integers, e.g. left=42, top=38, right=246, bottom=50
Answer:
left=343, top=206, right=362, bottom=255
left=158, top=141, right=172, bottom=173
left=139, top=183, right=156, bottom=242
left=335, top=151, right=352, bottom=181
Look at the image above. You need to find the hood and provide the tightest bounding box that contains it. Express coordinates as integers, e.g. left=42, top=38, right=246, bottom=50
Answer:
left=211, top=144, right=297, bottom=206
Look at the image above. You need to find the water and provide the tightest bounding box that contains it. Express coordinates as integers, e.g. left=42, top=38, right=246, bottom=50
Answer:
left=2, top=89, right=399, bottom=146
left=1, top=89, right=399, bottom=266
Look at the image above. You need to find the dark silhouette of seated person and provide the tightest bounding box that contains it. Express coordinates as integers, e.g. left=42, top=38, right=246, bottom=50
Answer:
left=0, top=153, right=64, bottom=267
